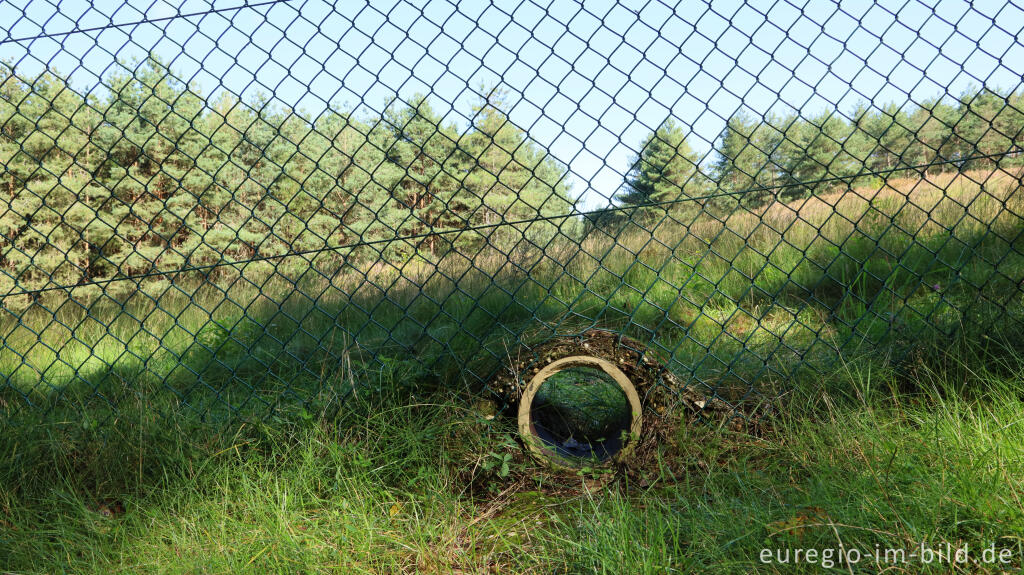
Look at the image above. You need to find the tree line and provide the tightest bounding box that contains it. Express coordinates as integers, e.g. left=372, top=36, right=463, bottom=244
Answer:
left=615, top=86, right=1024, bottom=222
left=0, top=57, right=574, bottom=298
left=2, top=55, right=1023, bottom=300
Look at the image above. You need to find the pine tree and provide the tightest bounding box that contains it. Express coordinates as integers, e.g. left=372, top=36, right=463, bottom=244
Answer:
left=618, top=118, right=702, bottom=221
left=778, top=111, right=855, bottom=200
left=956, top=87, right=1016, bottom=170
left=383, top=95, right=463, bottom=258
left=876, top=103, right=914, bottom=173
left=714, top=111, right=784, bottom=207
left=461, top=87, right=575, bottom=250
left=906, top=97, right=958, bottom=174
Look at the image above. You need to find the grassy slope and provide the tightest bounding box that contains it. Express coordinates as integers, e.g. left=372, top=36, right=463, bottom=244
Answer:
left=1, top=170, right=1023, bottom=572
left=1, top=340, right=1023, bottom=573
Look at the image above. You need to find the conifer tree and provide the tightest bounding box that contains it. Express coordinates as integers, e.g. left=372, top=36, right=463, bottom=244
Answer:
left=713, top=112, right=784, bottom=207
left=618, top=118, right=703, bottom=221
left=462, top=87, right=574, bottom=249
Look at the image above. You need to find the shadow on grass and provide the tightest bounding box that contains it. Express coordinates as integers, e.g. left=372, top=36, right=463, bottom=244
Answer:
left=0, top=207, right=1021, bottom=424
left=3, top=337, right=1024, bottom=573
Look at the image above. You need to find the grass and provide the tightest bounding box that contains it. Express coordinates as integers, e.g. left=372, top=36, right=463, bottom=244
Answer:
left=3, top=168, right=1023, bottom=418
left=2, top=337, right=1023, bottom=573
left=1, top=168, right=1024, bottom=572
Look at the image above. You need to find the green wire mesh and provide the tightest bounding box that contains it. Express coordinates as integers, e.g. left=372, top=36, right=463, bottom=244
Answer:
left=0, top=0, right=1023, bottom=425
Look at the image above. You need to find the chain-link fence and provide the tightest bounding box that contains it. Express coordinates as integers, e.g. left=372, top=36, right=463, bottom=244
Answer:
left=1, top=0, right=1023, bottom=425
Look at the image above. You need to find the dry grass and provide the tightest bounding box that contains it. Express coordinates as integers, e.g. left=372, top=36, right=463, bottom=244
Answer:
left=588, top=167, right=1024, bottom=262
left=2, top=169, right=1022, bottom=413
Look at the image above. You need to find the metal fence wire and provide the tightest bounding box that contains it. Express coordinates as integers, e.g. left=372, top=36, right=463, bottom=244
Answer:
left=1, top=0, right=1023, bottom=425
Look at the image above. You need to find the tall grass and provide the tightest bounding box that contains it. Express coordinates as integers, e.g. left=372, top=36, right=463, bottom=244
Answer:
left=2, top=337, right=1022, bottom=573
left=1, top=169, right=1022, bottom=419
left=2, top=170, right=1023, bottom=573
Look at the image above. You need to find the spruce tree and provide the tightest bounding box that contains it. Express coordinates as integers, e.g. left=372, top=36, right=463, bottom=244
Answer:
left=619, top=118, right=703, bottom=221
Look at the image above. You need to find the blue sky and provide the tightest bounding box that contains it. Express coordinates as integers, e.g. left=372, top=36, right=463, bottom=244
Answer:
left=2, top=0, right=1023, bottom=209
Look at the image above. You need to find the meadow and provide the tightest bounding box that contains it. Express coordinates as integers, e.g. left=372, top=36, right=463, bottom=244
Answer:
left=2, top=168, right=1024, bottom=573
left=2, top=324, right=1023, bottom=573
left=2, top=167, right=1022, bottom=416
